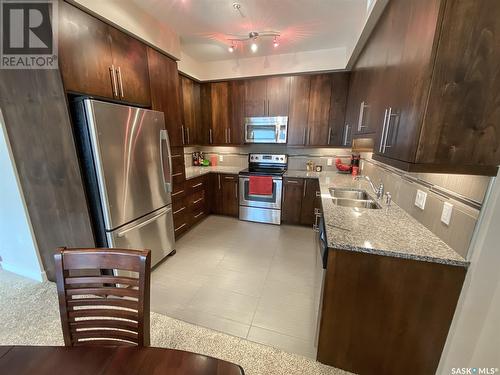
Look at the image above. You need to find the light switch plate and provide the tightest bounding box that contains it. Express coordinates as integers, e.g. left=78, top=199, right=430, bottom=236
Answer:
left=219, top=155, right=224, bottom=162
left=414, top=190, right=427, bottom=210
left=327, top=158, right=333, bottom=166
left=441, top=202, right=453, bottom=226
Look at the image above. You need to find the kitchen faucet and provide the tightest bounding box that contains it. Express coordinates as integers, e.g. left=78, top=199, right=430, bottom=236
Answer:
left=354, top=175, right=384, bottom=199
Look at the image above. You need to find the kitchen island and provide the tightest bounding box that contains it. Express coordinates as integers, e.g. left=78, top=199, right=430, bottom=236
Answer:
left=287, top=170, right=467, bottom=375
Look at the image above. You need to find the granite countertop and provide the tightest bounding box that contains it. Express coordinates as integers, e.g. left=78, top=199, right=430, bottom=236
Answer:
left=185, top=166, right=243, bottom=180
left=185, top=167, right=467, bottom=267
left=308, top=171, right=468, bottom=267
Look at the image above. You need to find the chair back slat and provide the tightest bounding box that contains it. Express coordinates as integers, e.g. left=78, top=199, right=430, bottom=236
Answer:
left=54, top=247, right=151, bottom=347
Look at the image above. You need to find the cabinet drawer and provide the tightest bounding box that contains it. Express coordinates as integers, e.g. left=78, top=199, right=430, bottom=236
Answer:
left=187, top=176, right=206, bottom=193
left=189, top=207, right=207, bottom=225
left=284, top=177, right=305, bottom=186
left=173, top=213, right=190, bottom=238
left=173, top=199, right=188, bottom=217
left=171, top=185, right=186, bottom=202
left=171, top=153, right=185, bottom=175
left=187, top=190, right=206, bottom=212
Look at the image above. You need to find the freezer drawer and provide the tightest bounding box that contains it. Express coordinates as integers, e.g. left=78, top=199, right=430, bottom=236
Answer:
left=107, top=205, right=175, bottom=267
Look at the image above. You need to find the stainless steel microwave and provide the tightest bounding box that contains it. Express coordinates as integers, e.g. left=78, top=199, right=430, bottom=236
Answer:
left=244, top=116, right=288, bottom=144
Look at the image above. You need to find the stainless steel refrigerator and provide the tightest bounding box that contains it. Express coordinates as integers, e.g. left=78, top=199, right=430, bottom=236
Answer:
left=71, top=98, right=175, bottom=267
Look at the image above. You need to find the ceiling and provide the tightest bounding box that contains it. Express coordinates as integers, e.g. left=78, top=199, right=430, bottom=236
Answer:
left=131, top=0, right=370, bottom=62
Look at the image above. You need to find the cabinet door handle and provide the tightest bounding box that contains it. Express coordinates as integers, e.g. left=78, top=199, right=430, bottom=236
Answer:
left=186, top=127, right=190, bottom=144
left=379, top=108, right=389, bottom=153
left=308, top=128, right=311, bottom=145
left=303, top=180, right=307, bottom=197
left=209, top=129, right=213, bottom=144
left=194, top=212, right=204, bottom=219
left=358, top=101, right=368, bottom=131
left=327, top=127, right=332, bottom=145
left=235, top=183, right=238, bottom=199
left=172, top=190, right=185, bottom=197
left=383, top=107, right=393, bottom=153
left=175, top=223, right=187, bottom=232
left=116, top=66, right=124, bottom=99
left=193, top=197, right=204, bottom=204
left=303, top=128, right=307, bottom=145
left=181, top=125, right=186, bottom=145
left=191, top=182, right=203, bottom=188
left=173, top=206, right=186, bottom=215
left=218, top=174, right=221, bottom=189
left=343, top=124, right=350, bottom=146
left=109, top=65, right=118, bottom=98
left=267, top=99, right=270, bottom=116
left=228, top=128, right=231, bottom=143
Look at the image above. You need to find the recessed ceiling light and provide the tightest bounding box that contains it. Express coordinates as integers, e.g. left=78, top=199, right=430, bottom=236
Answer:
left=228, top=44, right=235, bottom=53
left=273, top=37, right=279, bottom=48
left=250, top=42, right=258, bottom=53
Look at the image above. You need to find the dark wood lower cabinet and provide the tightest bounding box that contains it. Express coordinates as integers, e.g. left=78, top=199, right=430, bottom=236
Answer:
left=317, top=249, right=466, bottom=375
left=300, top=179, right=321, bottom=226
left=282, top=177, right=321, bottom=227
left=220, top=174, right=239, bottom=217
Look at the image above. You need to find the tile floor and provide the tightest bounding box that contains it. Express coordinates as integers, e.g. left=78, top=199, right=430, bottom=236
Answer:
left=151, top=215, right=324, bottom=358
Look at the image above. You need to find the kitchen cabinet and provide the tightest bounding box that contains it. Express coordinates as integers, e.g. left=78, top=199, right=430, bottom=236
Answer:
left=281, top=178, right=304, bottom=225
left=179, top=75, right=202, bottom=145
left=317, top=249, right=466, bottom=375
left=347, top=0, right=500, bottom=174
left=244, top=77, right=290, bottom=117
left=287, top=76, right=311, bottom=146
left=58, top=2, right=150, bottom=106
left=307, top=74, right=333, bottom=146
left=211, top=173, right=239, bottom=217
left=210, top=82, right=231, bottom=144
left=229, top=80, right=245, bottom=144
left=300, top=179, right=321, bottom=226
left=288, top=73, right=349, bottom=147
left=147, top=47, right=184, bottom=147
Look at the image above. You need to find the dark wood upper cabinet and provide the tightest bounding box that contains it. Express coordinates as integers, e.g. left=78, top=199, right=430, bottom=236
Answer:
left=146, top=47, right=183, bottom=147
left=210, top=82, right=231, bottom=144
left=347, top=0, right=499, bottom=174
left=244, top=79, right=267, bottom=116
left=58, top=2, right=150, bottom=106
left=416, top=0, right=500, bottom=168
left=266, top=76, right=291, bottom=116
left=229, top=80, right=245, bottom=144
left=107, top=27, right=151, bottom=106
left=179, top=76, right=201, bottom=145
left=307, top=74, right=333, bottom=146
left=58, top=2, right=114, bottom=99
left=328, top=73, right=350, bottom=147
left=288, top=75, right=311, bottom=146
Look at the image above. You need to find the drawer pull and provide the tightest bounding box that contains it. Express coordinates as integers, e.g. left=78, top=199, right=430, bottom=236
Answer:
left=174, top=223, right=187, bottom=231
left=192, top=182, right=203, bottom=188
left=172, top=190, right=185, bottom=197
left=171, top=154, right=182, bottom=158
left=224, top=176, right=234, bottom=180
left=194, top=212, right=204, bottom=219
left=173, top=207, right=186, bottom=215
left=172, top=172, right=183, bottom=177
left=193, top=198, right=204, bottom=204
left=287, top=180, right=299, bottom=184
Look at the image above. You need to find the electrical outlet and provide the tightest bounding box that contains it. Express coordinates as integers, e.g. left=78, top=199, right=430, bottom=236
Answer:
left=327, top=158, right=333, bottom=166
left=441, top=202, right=453, bottom=226
left=414, top=190, right=427, bottom=210
left=219, top=154, right=224, bottom=162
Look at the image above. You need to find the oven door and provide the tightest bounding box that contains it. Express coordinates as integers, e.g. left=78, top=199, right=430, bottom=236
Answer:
left=239, top=176, right=282, bottom=209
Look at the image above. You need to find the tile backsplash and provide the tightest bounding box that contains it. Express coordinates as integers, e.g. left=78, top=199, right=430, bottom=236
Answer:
left=360, top=154, right=493, bottom=258
left=184, top=145, right=494, bottom=259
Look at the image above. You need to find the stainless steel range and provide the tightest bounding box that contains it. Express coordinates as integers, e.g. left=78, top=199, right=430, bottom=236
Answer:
left=239, top=153, right=288, bottom=225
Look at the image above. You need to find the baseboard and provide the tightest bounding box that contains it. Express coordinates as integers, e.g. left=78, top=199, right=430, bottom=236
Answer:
left=0, top=261, right=45, bottom=282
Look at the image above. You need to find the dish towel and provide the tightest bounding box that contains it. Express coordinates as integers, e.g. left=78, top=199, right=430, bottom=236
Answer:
left=249, top=176, right=273, bottom=196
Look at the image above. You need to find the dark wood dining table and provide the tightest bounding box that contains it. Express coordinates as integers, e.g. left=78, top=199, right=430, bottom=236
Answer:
left=0, top=346, right=245, bottom=374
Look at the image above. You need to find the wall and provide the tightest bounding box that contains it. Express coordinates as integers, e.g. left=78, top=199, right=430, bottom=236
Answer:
left=437, top=176, right=500, bottom=373
left=69, top=0, right=181, bottom=60
left=178, top=47, right=348, bottom=82
left=0, top=110, right=44, bottom=282
left=360, top=155, right=490, bottom=258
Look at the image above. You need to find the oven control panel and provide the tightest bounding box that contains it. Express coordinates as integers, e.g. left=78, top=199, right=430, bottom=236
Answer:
left=249, top=153, right=287, bottom=165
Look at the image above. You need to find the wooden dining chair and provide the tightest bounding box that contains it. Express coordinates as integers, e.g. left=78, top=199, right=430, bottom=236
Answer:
left=54, top=247, right=151, bottom=347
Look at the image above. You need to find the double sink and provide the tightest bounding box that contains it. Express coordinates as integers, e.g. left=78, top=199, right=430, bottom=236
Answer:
left=329, top=188, right=381, bottom=209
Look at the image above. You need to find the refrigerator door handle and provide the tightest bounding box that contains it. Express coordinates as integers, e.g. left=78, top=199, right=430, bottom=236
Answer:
left=117, top=206, right=172, bottom=238
left=160, top=129, right=173, bottom=193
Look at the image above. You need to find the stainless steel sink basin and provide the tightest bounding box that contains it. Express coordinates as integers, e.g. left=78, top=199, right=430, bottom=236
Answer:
left=332, top=198, right=382, bottom=209
left=329, top=188, right=371, bottom=200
